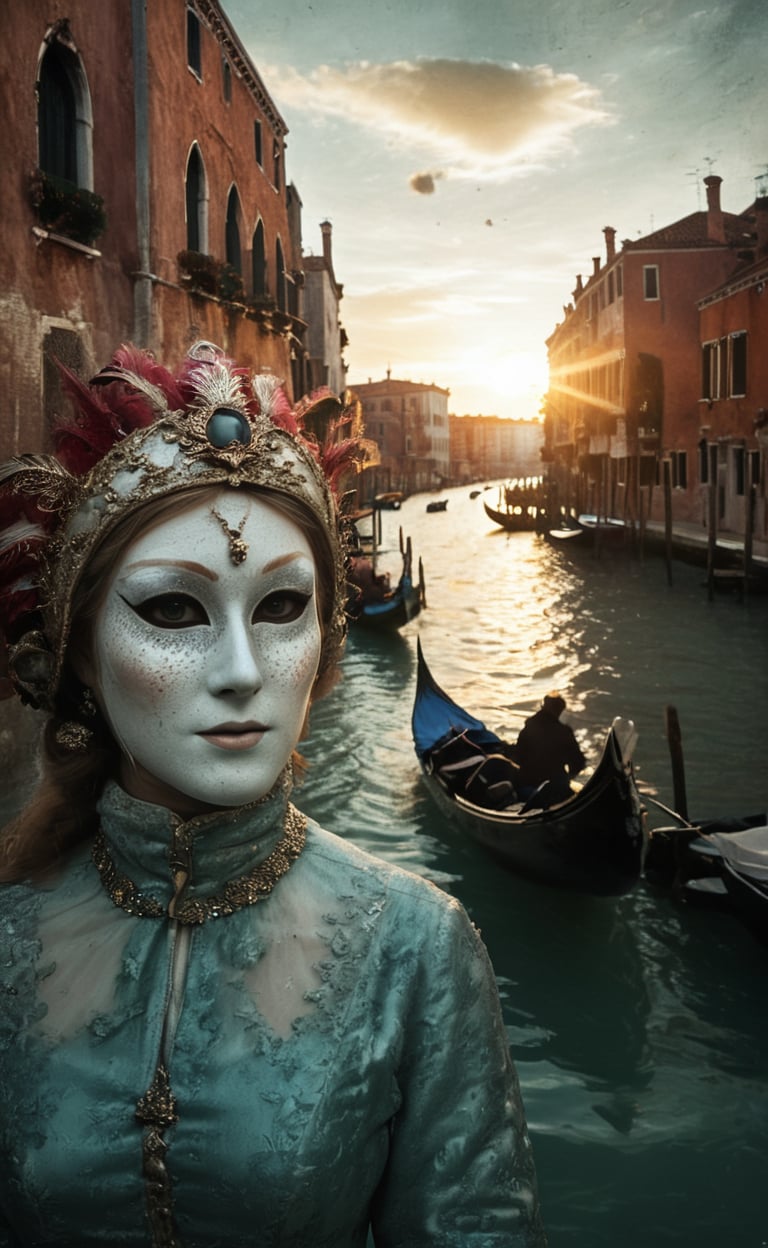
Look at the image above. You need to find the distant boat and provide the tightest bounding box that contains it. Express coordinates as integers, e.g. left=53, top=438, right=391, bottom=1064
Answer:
left=348, top=533, right=426, bottom=630
left=577, top=514, right=626, bottom=536
left=373, top=491, right=403, bottom=510
left=469, top=489, right=481, bottom=499
left=483, top=498, right=543, bottom=532
left=547, top=514, right=626, bottom=545
left=426, top=498, right=448, bottom=513
left=483, top=479, right=549, bottom=532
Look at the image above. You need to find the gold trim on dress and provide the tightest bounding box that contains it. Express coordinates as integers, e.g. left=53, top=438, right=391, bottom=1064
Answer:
left=91, top=804, right=307, bottom=923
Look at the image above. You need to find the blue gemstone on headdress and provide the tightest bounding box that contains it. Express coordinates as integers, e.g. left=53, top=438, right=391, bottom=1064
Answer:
left=206, top=407, right=252, bottom=448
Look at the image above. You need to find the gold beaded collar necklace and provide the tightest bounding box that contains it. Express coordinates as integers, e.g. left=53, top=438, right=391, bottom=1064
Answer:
left=92, top=804, right=307, bottom=924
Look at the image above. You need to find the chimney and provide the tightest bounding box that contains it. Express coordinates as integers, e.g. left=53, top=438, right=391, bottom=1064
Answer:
left=603, top=225, right=616, bottom=262
left=573, top=274, right=583, bottom=300
left=704, top=175, right=726, bottom=244
left=320, top=219, right=333, bottom=268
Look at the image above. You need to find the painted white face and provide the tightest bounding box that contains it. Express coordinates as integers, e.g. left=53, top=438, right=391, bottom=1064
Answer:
left=90, top=491, right=322, bottom=816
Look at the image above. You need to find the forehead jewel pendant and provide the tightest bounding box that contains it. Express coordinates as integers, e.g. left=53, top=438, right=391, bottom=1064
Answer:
left=211, top=508, right=250, bottom=566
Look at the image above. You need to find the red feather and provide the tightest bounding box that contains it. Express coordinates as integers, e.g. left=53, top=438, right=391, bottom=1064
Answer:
left=110, top=344, right=187, bottom=410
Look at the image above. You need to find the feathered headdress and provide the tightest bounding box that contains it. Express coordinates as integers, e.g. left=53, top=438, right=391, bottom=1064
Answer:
left=0, top=341, right=363, bottom=708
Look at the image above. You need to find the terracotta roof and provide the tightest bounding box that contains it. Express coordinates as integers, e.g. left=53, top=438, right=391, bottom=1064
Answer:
left=624, top=209, right=753, bottom=251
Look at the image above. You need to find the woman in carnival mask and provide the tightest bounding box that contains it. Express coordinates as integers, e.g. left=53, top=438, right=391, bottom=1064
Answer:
left=0, top=343, right=545, bottom=1247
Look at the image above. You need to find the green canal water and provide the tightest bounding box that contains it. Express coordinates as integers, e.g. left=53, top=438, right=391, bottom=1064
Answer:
left=299, top=485, right=768, bottom=1247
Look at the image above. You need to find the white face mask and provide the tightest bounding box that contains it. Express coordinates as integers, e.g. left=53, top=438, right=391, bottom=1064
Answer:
left=90, top=491, right=322, bottom=816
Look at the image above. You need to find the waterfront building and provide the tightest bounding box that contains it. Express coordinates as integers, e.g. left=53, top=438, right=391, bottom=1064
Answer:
left=302, top=220, right=348, bottom=397
left=0, top=0, right=346, bottom=460
left=449, top=414, right=544, bottom=483
left=351, top=375, right=451, bottom=494
left=542, top=175, right=765, bottom=546
left=697, top=197, right=768, bottom=542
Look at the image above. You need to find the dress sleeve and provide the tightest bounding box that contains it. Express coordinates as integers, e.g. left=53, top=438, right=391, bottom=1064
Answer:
left=369, top=896, right=546, bottom=1247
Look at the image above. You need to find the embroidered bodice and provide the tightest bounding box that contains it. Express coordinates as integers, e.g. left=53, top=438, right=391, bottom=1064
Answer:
left=0, top=780, right=544, bottom=1247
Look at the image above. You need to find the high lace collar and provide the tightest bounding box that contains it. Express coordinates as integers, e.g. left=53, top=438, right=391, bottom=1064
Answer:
left=94, top=768, right=306, bottom=923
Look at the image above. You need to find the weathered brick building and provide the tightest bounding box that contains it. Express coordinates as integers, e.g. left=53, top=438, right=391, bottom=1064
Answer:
left=543, top=175, right=765, bottom=543
left=0, top=0, right=346, bottom=461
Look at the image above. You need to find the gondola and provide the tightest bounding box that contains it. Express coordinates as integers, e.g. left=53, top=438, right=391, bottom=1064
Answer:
left=483, top=498, right=543, bottom=532
left=426, top=498, right=448, bottom=513
left=412, top=641, right=647, bottom=895
left=646, top=812, right=768, bottom=945
left=547, top=517, right=589, bottom=544
left=349, top=535, right=426, bottom=630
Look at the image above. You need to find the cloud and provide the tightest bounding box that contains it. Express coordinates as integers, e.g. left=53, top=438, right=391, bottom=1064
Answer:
left=409, top=170, right=445, bottom=194
left=271, top=57, right=612, bottom=179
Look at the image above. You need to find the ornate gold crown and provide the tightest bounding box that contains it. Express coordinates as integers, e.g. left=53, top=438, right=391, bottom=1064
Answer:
left=0, top=342, right=359, bottom=710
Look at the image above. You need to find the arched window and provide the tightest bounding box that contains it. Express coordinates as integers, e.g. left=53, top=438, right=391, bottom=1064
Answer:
left=226, top=186, right=242, bottom=273
left=185, top=143, right=208, bottom=252
left=37, top=28, right=93, bottom=189
left=275, top=238, right=287, bottom=312
left=251, top=220, right=266, bottom=295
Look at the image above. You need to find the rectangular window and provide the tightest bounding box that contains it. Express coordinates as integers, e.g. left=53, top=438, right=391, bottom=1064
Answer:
left=643, top=265, right=659, bottom=300
left=671, top=450, right=688, bottom=489
left=730, top=331, right=747, bottom=397
left=187, top=9, right=201, bottom=76
left=254, top=121, right=263, bottom=165
left=222, top=55, right=232, bottom=103
left=699, top=441, right=710, bottom=485
left=608, top=270, right=615, bottom=304
left=701, top=340, right=724, bottom=400
left=733, top=447, right=746, bottom=496
left=273, top=140, right=282, bottom=191
left=616, top=265, right=623, bottom=298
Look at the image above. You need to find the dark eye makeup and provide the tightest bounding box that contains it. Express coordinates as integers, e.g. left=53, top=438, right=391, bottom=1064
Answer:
left=121, top=589, right=311, bottom=629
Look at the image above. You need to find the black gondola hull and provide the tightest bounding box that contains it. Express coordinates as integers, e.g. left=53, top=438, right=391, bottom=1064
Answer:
left=413, top=641, right=646, bottom=895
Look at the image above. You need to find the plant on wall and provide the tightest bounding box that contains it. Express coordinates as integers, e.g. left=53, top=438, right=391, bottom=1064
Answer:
left=30, top=169, right=106, bottom=247
left=177, top=249, right=220, bottom=295
left=177, top=251, right=245, bottom=303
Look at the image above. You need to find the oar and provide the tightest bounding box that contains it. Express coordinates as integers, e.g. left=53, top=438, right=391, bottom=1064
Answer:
left=644, top=794, right=695, bottom=828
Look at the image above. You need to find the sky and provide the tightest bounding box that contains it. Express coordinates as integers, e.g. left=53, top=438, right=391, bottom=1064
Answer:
left=223, top=0, right=767, bottom=420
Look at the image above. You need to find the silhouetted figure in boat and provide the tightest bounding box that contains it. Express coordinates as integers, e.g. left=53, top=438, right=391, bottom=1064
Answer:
left=514, top=694, right=586, bottom=808
left=348, top=553, right=391, bottom=607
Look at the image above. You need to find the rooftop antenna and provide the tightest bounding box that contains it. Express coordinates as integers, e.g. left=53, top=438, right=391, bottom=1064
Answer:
left=687, top=156, right=718, bottom=209
left=686, top=167, right=703, bottom=209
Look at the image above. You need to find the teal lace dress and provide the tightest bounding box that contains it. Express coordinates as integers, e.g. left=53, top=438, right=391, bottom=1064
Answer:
left=0, top=774, right=545, bottom=1246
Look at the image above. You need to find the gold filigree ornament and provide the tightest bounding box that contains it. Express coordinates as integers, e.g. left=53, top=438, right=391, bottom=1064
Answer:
left=0, top=342, right=356, bottom=711
left=6, top=630, right=56, bottom=708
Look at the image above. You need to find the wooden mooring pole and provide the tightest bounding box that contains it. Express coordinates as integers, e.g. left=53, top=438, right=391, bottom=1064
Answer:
left=664, top=705, right=688, bottom=822
left=662, top=457, right=673, bottom=585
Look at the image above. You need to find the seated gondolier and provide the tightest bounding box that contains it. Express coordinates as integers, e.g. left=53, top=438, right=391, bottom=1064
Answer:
left=515, top=694, right=587, bottom=807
